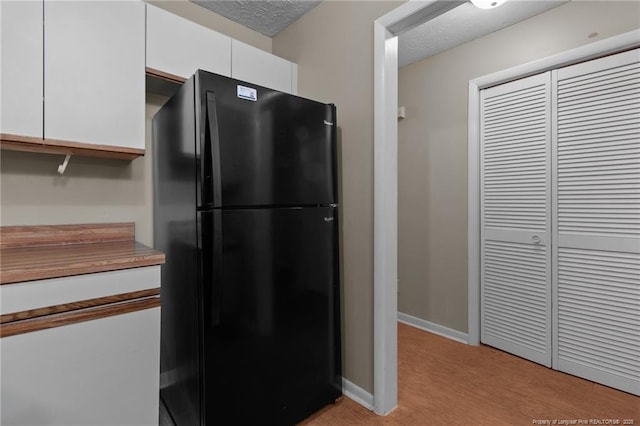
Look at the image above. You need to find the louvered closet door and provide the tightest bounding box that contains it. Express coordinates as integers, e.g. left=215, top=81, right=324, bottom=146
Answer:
left=480, top=73, right=552, bottom=367
left=553, top=48, right=640, bottom=396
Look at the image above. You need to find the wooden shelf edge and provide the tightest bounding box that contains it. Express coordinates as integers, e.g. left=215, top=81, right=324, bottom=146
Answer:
left=0, top=133, right=144, bottom=160
left=145, top=67, right=187, bottom=84
left=0, top=295, right=161, bottom=338
left=0, top=288, right=160, bottom=324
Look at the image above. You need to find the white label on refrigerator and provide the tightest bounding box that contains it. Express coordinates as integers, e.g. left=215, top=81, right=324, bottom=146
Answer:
left=237, top=85, right=257, bottom=102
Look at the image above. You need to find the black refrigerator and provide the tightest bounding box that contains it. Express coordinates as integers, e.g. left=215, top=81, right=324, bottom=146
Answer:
left=152, top=70, right=342, bottom=426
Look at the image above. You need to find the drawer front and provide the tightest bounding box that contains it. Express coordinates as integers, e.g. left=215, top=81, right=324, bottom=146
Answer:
left=0, top=266, right=160, bottom=315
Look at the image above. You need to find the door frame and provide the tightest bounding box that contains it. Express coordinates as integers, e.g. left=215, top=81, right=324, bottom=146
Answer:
left=466, top=29, right=640, bottom=346
left=372, top=0, right=466, bottom=415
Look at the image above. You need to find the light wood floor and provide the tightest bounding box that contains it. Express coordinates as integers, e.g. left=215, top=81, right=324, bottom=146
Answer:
left=300, top=323, right=640, bottom=425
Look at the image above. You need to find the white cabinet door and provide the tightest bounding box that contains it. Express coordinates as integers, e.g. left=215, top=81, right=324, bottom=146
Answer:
left=1, top=307, right=161, bottom=426
left=44, top=0, right=145, bottom=150
left=553, top=48, right=640, bottom=396
left=1, top=266, right=161, bottom=424
left=146, top=4, right=231, bottom=79
left=0, top=0, right=43, bottom=138
left=231, top=40, right=297, bottom=94
left=480, top=72, right=553, bottom=367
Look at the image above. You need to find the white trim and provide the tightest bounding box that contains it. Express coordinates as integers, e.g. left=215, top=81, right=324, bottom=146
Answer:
left=470, top=29, right=640, bottom=90
left=467, top=82, right=481, bottom=346
left=373, top=0, right=465, bottom=415
left=342, top=378, right=374, bottom=411
left=378, top=0, right=462, bottom=34
left=372, top=19, right=398, bottom=416
left=398, top=312, right=469, bottom=345
left=376, top=1, right=435, bottom=28
left=467, top=29, right=640, bottom=351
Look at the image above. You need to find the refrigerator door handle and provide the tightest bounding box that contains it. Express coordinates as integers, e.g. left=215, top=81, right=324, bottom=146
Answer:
left=204, top=91, right=222, bottom=208
left=211, top=209, right=223, bottom=327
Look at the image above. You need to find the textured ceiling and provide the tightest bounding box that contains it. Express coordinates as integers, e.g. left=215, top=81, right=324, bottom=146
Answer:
left=398, top=0, right=568, bottom=67
left=192, top=0, right=322, bottom=37
left=191, top=0, right=569, bottom=66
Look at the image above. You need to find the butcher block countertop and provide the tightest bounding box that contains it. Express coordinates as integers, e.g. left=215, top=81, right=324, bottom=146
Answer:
left=0, top=223, right=165, bottom=285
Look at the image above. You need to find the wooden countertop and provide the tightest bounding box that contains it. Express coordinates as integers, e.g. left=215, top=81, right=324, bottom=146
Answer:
left=0, top=223, right=165, bottom=285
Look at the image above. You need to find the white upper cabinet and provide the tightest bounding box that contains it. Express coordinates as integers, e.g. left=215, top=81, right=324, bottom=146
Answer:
left=44, top=1, right=145, bottom=150
left=0, top=1, right=43, bottom=138
left=146, top=4, right=232, bottom=79
left=145, top=5, right=298, bottom=94
left=231, top=40, right=297, bottom=94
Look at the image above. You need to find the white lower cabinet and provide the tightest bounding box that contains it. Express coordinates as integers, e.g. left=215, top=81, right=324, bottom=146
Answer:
left=0, top=267, right=161, bottom=425
left=1, top=308, right=160, bottom=426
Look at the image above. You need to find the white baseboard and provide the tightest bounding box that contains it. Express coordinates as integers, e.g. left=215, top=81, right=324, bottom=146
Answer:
left=398, top=312, right=469, bottom=344
left=342, top=377, right=374, bottom=411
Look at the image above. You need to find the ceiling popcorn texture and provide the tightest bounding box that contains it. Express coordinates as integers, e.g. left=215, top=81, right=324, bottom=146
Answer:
left=398, top=0, right=568, bottom=67
left=192, top=0, right=322, bottom=37
left=191, top=0, right=568, bottom=67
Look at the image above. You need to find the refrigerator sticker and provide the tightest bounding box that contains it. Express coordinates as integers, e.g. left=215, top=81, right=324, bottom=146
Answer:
left=237, top=85, right=257, bottom=102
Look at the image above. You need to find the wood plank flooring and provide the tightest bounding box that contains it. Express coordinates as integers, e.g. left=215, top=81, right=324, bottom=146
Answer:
left=160, top=322, right=639, bottom=425
left=301, top=323, right=640, bottom=425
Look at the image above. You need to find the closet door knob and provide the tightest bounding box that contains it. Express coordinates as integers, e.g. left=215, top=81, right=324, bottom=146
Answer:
left=532, top=235, right=541, bottom=244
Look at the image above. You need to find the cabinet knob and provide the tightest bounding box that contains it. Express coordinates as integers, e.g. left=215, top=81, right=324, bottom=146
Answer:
left=532, top=235, right=541, bottom=244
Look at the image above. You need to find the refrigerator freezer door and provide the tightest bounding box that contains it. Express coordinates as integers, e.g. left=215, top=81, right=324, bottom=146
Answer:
left=197, top=71, right=337, bottom=208
left=199, top=206, right=342, bottom=425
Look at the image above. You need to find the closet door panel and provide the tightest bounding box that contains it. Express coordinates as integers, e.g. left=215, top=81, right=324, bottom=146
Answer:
left=480, top=73, right=552, bottom=367
left=556, top=248, right=640, bottom=391
left=553, top=48, right=640, bottom=396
